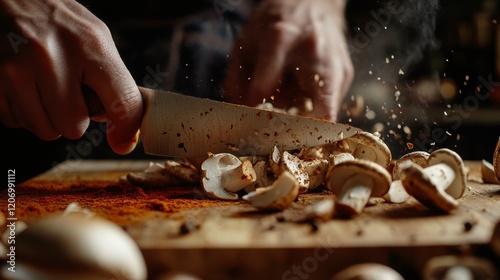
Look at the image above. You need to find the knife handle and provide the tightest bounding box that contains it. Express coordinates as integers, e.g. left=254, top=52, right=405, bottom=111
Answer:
left=83, top=85, right=106, bottom=119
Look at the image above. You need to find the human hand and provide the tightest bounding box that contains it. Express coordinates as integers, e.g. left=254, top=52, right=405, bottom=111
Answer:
left=223, top=0, right=353, bottom=121
left=0, top=0, right=142, bottom=154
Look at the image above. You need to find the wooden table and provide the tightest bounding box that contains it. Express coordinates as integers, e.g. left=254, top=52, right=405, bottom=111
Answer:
left=3, top=160, right=500, bottom=280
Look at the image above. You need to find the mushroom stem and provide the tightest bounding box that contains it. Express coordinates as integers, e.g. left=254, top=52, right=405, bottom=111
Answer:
left=221, top=159, right=256, bottom=192
left=337, top=174, right=374, bottom=215
left=423, top=163, right=456, bottom=191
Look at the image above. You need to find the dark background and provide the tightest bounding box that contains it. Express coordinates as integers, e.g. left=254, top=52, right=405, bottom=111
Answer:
left=1, top=0, right=499, bottom=183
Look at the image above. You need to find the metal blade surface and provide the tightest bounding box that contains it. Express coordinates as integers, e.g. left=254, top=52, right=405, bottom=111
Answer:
left=139, top=88, right=360, bottom=157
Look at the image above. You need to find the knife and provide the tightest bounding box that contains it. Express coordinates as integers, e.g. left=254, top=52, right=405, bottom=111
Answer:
left=85, top=86, right=360, bottom=157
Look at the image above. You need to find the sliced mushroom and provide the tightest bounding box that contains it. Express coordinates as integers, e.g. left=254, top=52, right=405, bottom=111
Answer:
left=303, top=199, right=335, bottom=222
left=243, top=171, right=300, bottom=211
left=164, top=159, right=199, bottom=184
left=400, top=148, right=467, bottom=212
left=127, top=162, right=182, bottom=188
left=269, top=145, right=282, bottom=175
left=244, top=160, right=273, bottom=193
left=493, top=137, right=500, bottom=181
left=201, top=153, right=256, bottom=200
left=325, top=159, right=391, bottom=217
left=63, top=202, right=95, bottom=219
left=481, top=159, right=500, bottom=184
left=302, top=158, right=329, bottom=190
left=16, top=215, right=147, bottom=280
left=331, top=263, right=404, bottom=280
left=345, top=131, right=392, bottom=167
left=423, top=255, right=497, bottom=280
left=384, top=151, right=430, bottom=204
left=280, top=151, right=310, bottom=193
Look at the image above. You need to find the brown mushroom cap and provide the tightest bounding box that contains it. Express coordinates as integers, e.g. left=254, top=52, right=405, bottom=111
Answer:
left=326, top=159, right=391, bottom=197
left=427, top=148, right=466, bottom=199
left=393, top=151, right=430, bottom=180
left=346, top=131, right=392, bottom=167
left=400, top=162, right=459, bottom=212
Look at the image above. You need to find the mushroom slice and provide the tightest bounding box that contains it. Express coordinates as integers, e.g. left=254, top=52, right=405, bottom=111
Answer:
left=245, top=160, right=273, bottom=193
left=384, top=151, right=430, bottom=203
left=302, top=158, right=328, bottom=190
left=243, top=171, right=299, bottom=211
left=346, top=131, right=392, bottom=167
left=127, top=162, right=182, bottom=188
left=269, top=145, right=282, bottom=175
left=481, top=159, right=500, bottom=184
left=423, top=255, right=497, bottom=280
left=280, top=151, right=310, bottom=193
left=325, top=159, right=391, bottom=217
left=16, top=215, right=147, bottom=280
left=303, top=199, right=335, bottom=222
left=493, top=137, right=500, bottom=182
left=201, top=153, right=256, bottom=200
left=164, top=159, right=199, bottom=184
left=331, top=263, right=404, bottom=280
left=427, top=148, right=467, bottom=199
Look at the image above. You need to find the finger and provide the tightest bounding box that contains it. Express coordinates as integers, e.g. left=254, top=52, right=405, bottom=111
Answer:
left=248, top=22, right=299, bottom=106
left=0, top=94, right=21, bottom=128
left=0, top=63, right=60, bottom=140
left=81, top=28, right=143, bottom=155
left=34, top=46, right=90, bottom=140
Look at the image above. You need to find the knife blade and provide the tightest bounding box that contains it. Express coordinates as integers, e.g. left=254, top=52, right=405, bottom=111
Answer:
left=138, top=87, right=359, bottom=157
left=85, top=86, right=360, bottom=157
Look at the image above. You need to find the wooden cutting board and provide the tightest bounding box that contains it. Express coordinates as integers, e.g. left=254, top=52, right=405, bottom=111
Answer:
left=3, top=160, right=500, bottom=280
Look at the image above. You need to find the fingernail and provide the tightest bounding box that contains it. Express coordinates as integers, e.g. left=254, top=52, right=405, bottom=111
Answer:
left=115, top=130, right=140, bottom=155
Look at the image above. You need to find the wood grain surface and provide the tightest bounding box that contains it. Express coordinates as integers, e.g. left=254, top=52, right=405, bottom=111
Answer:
left=3, top=160, right=499, bottom=280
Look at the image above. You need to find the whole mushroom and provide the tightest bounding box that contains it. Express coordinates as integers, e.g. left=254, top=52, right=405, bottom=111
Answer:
left=400, top=148, right=467, bottom=213
left=423, top=255, right=497, bottom=280
left=14, top=215, right=147, bottom=280
left=384, top=151, right=430, bottom=204
left=325, top=159, right=391, bottom=217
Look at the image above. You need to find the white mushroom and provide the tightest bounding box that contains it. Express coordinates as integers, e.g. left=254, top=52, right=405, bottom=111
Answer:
left=345, top=131, right=392, bottom=167
left=481, top=159, right=500, bottom=184
left=423, top=255, right=497, bottom=280
left=269, top=145, right=282, bottom=175
left=400, top=148, right=467, bottom=213
left=280, top=151, right=310, bottom=193
left=384, top=151, right=430, bottom=204
left=127, top=162, right=182, bottom=188
left=15, top=215, right=147, bottom=280
left=325, top=159, right=391, bottom=217
left=493, top=137, right=500, bottom=181
left=63, top=202, right=95, bottom=219
left=242, top=171, right=300, bottom=211
left=201, top=153, right=256, bottom=200
left=303, top=199, right=335, bottom=222
left=301, top=158, right=329, bottom=190
left=244, top=160, right=273, bottom=193
left=331, top=263, right=404, bottom=280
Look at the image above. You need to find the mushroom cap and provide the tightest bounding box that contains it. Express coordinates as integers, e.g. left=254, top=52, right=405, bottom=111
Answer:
left=393, top=151, right=430, bottom=180
left=346, top=131, right=392, bottom=167
left=280, top=151, right=310, bottom=193
left=16, top=215, right=147, bottom=280
left=326, top=159, right=391, bottom=197
left=400, top=162, right=459, bottom=212
left=331, top=263, right=404, bottom=280
left=427, top=148, right=466, bottom=199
